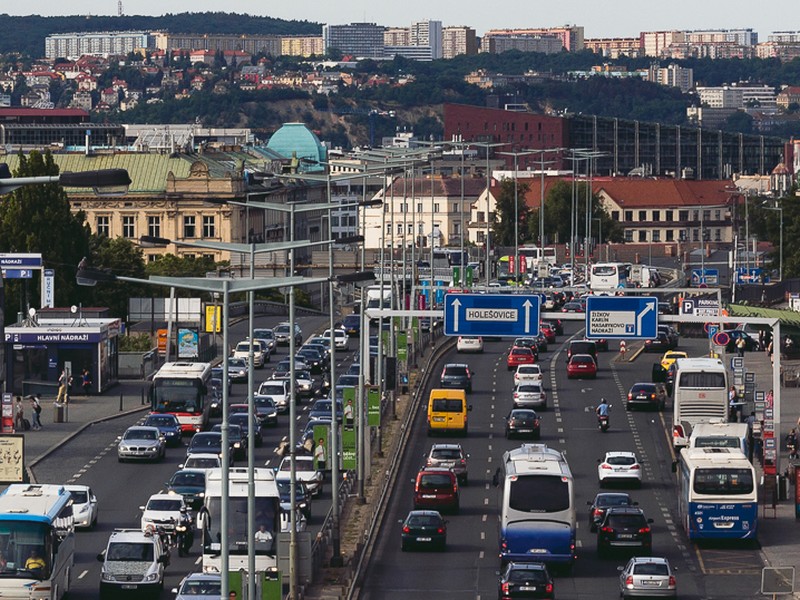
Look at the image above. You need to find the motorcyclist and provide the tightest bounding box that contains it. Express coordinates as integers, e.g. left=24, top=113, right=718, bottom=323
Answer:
left=175, top=506, right=194, bottom=555
left=596, top=398, right=610, bottom=418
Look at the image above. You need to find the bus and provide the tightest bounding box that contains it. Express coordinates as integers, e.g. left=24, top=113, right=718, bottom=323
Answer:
left=492, top=444, right=576, bottom=569
left=676, top=447, right=757, bottom=541
left=671, top=358, right=729, bottom=449
left=150, top=362, right=213, bottom=433
left=589, top=262, right=630, bottom=291
left=496, top=256, right=525, bottom=284
left=519, top=246, right=557, bottom=270
left=0, top=484, right=74, bottom=599
left=197, top=467, right=280, bottom=575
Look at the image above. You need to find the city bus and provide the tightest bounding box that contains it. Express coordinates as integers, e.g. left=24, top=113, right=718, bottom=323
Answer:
left=197, top=467, right=280, bottom=575
left=0, top=484, right=75, bottom=599
left=519, top=246, right=557, bottom=270
left=496, top=255, right=525, bottom=284
left=492, top=444, right=576, bottom=569
left=589, top=262, right=630, bottom=290
left=150, top=362, right=213, bottom=433
left=671, top=358, right=729, bottom=449
left=676, top=447, right=757, bottom=541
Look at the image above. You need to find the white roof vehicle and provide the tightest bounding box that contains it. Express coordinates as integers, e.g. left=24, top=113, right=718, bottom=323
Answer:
left=323, top=328, right=349, bottom=350
left=139, top=493, right=186, bottom=532
left=456, top=336, right=484, bottom=353
left=275, top=455, right=323, bottom=496
left=514, top=364, right=543, bottom=385
left=598, top=451, right=642, bottom=487
left=65, top=484, right=98, bottom=529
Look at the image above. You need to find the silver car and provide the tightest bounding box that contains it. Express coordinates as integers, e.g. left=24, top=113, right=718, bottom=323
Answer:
left=618, top=556, right=677, bottom=598
left=424, top=443, right=469, bottom=484
left=117, top=426, right=166, bottom=462
left=172, top=572, right=221, bottom=599
left=513, top=381, right=548, bottom=410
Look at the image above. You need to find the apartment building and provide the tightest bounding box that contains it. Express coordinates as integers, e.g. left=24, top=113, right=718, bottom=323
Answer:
left=584, top=38, right=642, bottom=58
left=322, top=23, right=385, bottom=59
left=45, top=31, right=153, bottom=60
left=696, top=84, right=777, bottom=109
left=442, top=26, right=478, bottom=59
left=482, top=34, right=564, bottom=55
left=647, top=63, right=694, bottom=93
left=281, top=36, right=325, bottom=57
left=482, top=26, right=584, bottom=52
left=152, top=32, right=282, bottom=56
left=641, top=31, right=686, bottom=57
left=410, top=20, right=443, bottom=59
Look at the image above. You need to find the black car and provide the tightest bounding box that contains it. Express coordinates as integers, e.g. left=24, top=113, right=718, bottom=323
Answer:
left=643, top=332, right=671, bottom=353
left=308, top=399, right=343, bottom=422
left=587, top=492, right=635, bottom=532
left=186, top=432, right=224, bottom=457
left=296, top=348, right=324, bottom=373
left=658, top=325, right=679, bottom=349
left=276, top=480, right=312, bottom=519
left=343, top=314, right=361, bottom=337
left=498, top=561, right=555, bottom=599
left=211, top=424, right=247, bottom=460
left=252, top=395, right=279, bottom=426
left=400, top=510, right=447, bottom=552
left=626, top=382, right=667, bottom=411
left=439, top=363, right=473, bottom=393
left=505, top=409, right=541, bottom=440
left=142, top=413, right=183, bottom=447
left=165, top=469, right=206, bottom=509
left=228, top=412, right=263, bottom=447
left=596, top=507, right=653, bottom=558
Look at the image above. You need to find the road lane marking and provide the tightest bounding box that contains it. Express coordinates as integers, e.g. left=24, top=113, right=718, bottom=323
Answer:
left=482, top=514, right=487, bottom=522
left=78, top=570, right=88, bottom=579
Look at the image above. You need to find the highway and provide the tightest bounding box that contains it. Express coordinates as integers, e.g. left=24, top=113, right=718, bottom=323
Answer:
left=31, top=314, right=345, bottom=599
left=359, top=323, right=763, bottom=600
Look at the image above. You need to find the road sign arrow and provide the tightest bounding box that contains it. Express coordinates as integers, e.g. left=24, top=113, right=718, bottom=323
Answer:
left=636, top=301, right=655, bottom=336
left=523, top=299, right=533, bottom=334
left=451, top=298, right=462, bottom=332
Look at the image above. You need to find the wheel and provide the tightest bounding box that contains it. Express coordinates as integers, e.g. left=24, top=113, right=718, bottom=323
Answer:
left=626, top=403, right=632, bottom=411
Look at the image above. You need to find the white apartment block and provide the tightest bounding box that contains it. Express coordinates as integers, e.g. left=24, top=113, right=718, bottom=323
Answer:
left=45, top=31, right=152, bottom=60
left=384, top=28, right=410, bottom=46
left=686, top=29, right=757, bottom=46
left=648, top=63, right=693, bottom=93
left=281, top=36, right=325, bottom=57
left=641, top=31, right=686, bottom=57
left=768, top=31, right=800, bottom=43
left=410, top=20, right=443, bottom=59
left=442, top=26, right=478, bottom=58
left=696, top=84, right=776, bottom=109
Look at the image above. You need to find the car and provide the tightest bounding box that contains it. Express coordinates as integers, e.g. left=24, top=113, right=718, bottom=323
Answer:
left=512, top=337, right=539, bottom=353
left=400, top=510, right=447, bottom=552
left=724, top=329, right=760, bottom=352
left=347, top=363, right=360, bottom=376
left=337, top=374, right=360, bottom=388
left=276, top=455, right=323, bottom=496
left=530, top=333, right=548, bottom=353
left=566, top=339, right=598, bottom=363
left=514, top=364, right=543, bottom=386
left=419, top=317, right=431, bottom=333
left=258, top=379, right=291, bottom=413
left=117, top=426, right=166, bottom=462
left=308, top=398, right=343, bottom=422
left=413, top=467, right=459, bottom=513
left=343, top=314, right=361, bottom=336
left=504, top=408, right=541, bottom=440
left=299, top=418, right=332, bottom=449
left=543, top=318, right=564, bottom=336
left=65, top=484, right=98, bottom=529
left=424, top=443, right=469, bottom=484
left=228, top=411, right=263, bottom=447
left=172, top=572, right=222, bottom=599
left=513, top=382, right=547, bottom=410
left=252, top=328, right=277, bottom=355
left=98, top=528, right=169, bottom=599
left=139, top=492, right=186, bottom=533
left=658, top=325, right=679, bottom=349
left=507, top=347, right=536, bottom=371
left=276, top=480, right=312, bottom=520
left=227, top=357, right=248, bottom=382
left=272, top=358, right=310, bottom=381
left=598, top=451, right=642, bottom=487
left=592, top=337, right=609, bottom=352
left=186, top=432, right=226, bottom=460
left=498, top=561, right=555, bottom=599
left=294, top=369, right=317, bottom=398
left=323, top=327, right=349, bottom=350
left=249, top=395, right=279, bottom=426
left=626, top=382, right=667, bottom=411
left=539, top=322, right=557, bottom=343
left=211, top=423, right=247, bottom=460
left=180, top=453, right=222, bottom=472
left=561, top=301, right=584, bottom=313
left=643, top=332, right=671, bottom=353
left=618, top=556, right=677, bottom=599
left=657, top=302, right=673, bottom=315
left=142, top=413, right=183, bottom=447
left=439, top=363, right=473, bottom=393
left=567, top=354, right=597, bottom=379
left=165, top=469, right=206, bottom=509
left=297, top=347, right=325, bottom=373
left=456, top=336, right=484, bottom=353
left=587, top=492, right=635, bottom=532
left=306, top=337, right=332, bottom=357
left=274, top=322, right=303, bottom=346
left=660, top=350, right=687, bottom=371
left=233, top=339, right=266, bottom=368
left=597, top=507, right=653, bottom=558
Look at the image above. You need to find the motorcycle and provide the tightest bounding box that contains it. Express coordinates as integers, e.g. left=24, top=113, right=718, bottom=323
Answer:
left=596, top=404, right=611, bottom=433
left=175, top=516, right=194, bottom=557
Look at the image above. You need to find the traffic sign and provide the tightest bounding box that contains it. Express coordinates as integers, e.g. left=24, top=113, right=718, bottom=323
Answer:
left=585, top=296, right=658, bottom=339
left=691, top=268, right=719, bottom=285
left=707, top=325, right=719, bottom=339
left=712, top=331, right=730, bottom=347
left=1, top=269, right=33, bottom=279
left=443, top=293, right=540, bottom=337
left=680, top=298, right=720, bottom=317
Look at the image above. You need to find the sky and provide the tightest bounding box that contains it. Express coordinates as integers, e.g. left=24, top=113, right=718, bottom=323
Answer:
left=3, top=0, right=798, bottom=39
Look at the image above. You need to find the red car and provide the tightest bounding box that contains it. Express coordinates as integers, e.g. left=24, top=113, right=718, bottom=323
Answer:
left=539, top=323, right=556, bottom=344
left=507, top=346, right=536, bottom=371
left=567, top=354, right=597, bottom=379
left=413, top=467, right=460, bottom=514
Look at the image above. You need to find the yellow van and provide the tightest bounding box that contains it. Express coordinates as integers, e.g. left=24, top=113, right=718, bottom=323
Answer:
left=427, top=389, right=471, bottom=435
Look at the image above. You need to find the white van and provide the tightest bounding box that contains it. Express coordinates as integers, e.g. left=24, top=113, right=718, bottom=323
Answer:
left=233, top=339, right=266, bottom=368
left=689, top=422, right=749, bottom=457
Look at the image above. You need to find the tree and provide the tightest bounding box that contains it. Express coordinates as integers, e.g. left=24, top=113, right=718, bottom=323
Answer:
left=492, top=178, right=532, bottom=247
left=0, top=151, right=91, bottom=317
left=540, top=180, right=623, bottom=246
left=84, top=236, right=148, bottom=318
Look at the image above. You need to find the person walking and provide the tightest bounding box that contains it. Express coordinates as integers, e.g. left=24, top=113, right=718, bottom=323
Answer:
left=55, top=369, right=68, bottom=404
left=736, top=336, right=746, bottom=357
left=14, top=397, right=24, bottom=431
left=29, top=396, right=42, bottom=431
left=728, top=386, right=739, bottom=422
left=81, top=369, right=92, bottom=397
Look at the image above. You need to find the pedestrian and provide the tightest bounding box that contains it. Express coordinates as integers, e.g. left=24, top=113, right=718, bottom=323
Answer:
left=728, top=386, right=739, bottom=422
left=787, top=428, right=799, bottom=460
left=745, top=412, right=756, bottom=462
left=29, top=396, right=42, bottom=431
left=55, top=369, right=68, bottom=404
left=619, top=340, right=627, bottom=360
left=759, top=329, right=765, bottom=351
left=14, top=397, right=24, bottom=431
left=736, top=336, right=746, bottom=357
left=81, top=369, right=92, bottom=397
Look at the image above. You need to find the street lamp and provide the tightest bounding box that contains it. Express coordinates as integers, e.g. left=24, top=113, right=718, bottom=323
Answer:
left=498, top=150, right=536, bottom=284
left=593, top=218, right=603, bottom=262
left=762, top=201, right=783, bottom=282
left=470, top=141, right=507, bottom=284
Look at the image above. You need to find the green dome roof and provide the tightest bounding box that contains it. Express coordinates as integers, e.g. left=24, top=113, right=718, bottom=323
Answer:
left=266, top=123, right=326, bottom=171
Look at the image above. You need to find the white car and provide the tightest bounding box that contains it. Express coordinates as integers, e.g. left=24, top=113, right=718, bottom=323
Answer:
left=139, top=493, right=186, bottom=533
left=275, top=455, right=323, bottom=496
left=598, top=451, right=642, bottom=487
left=65, top=484, right=98, bottom=529
left=179, top=453, right=222, bottom=472
left=258, top=380, right=291, bottom=413
left=233, top=340, right=266, bottom=368
left=513, top=381, right=547, bottom=409
left=514, top=364, right=543, bottom=386
left=456, top=336, right=484, bottom=353
left=323, top=328, right=349, bottom=351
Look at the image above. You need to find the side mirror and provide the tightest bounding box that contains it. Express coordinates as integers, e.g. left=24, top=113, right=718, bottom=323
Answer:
left=587, top=500, right=593, bottom=506
left=597, top=458, right=602, bottom=464
left=178, top=464, right=185, bottom=469
left=139, top=505, right=145, bottom=511
left=617, top=566, right=625, bottom=572
left=171, top=588, right=179, bottom=594
left=96, top=553, right=105, bottom=562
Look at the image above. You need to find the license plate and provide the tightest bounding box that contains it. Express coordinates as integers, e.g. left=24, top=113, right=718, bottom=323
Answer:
left=617, top=534, right=634, bottom=539
left=422, top=494, right=436, bottom=498
left=121, top=584, right=138, bottom=590
left=614, top=468, right=627, bottom=472
left=642, top=580, right=660, bottom=587
left=433, top=416, right=445, bottom=422
left=517, top=429, right=532, bottom=433
left=417, top=537, right=431, bottom=542
left=520, top=586, right=538, bottom=592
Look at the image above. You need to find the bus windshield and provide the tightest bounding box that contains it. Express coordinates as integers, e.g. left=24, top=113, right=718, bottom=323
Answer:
left=693, top=468, right=754, bottom=495
left=0, top=520, right=51, bottom=579
left=153, top=380, right=201, bottom=413
left=509, top=475, right=570, bottom=513
left=204, top=498, right=278, bottom=555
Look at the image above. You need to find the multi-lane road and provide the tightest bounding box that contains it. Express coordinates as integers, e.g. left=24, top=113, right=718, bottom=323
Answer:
left=360, top=323, right=763, bottom=600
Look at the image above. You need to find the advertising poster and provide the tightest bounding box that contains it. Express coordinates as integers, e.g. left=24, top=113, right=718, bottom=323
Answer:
left=0, top=435, right=25, bottom=483
left=342, top=428, right=356, bottom=470
left=396, top=332, right=408, bottom=361
left=177, top=328, right=199, bottom=359
left=312, top=424, right=330, bottom=472
left=368, top=387, right=380, bottom=426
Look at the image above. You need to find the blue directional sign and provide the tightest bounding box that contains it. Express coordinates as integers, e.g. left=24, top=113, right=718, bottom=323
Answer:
left=691, top=268, right=719, bottom=285
left=444, top=293, right=540, bottom=337
left=585, top=296, right=658, bottom=340
left=1, top=268, right=33, bottom=279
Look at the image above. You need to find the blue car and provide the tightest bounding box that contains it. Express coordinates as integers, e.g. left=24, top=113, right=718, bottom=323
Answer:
left=143, top=413, right=182, bottom=446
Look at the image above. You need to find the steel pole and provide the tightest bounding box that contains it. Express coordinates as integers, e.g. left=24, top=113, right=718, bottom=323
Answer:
left=220, top=280, right=230, bottom=599
left=328, top=175, right=343, bottom=567
left=288, top=207, right=298, bottom=599
left=246, top=245, right=256, bottom=599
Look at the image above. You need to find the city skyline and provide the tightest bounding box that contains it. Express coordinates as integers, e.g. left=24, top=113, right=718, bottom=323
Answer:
left=4, top=0, right=798, bottom=39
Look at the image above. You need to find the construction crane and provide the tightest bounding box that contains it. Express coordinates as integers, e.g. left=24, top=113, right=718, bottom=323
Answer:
left=329, top=107, right=396, bottom=147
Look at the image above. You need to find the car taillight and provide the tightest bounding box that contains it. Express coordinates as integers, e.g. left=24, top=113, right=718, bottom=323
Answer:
left=639, top=526, right=651, bottom=533
left=600, top=463, right=612, bottom=470
left=459, top=459, right=466, bottom=465
left=500, top=539, right=508, bottom=550
left=533, top=419, right=540, bottom=426
left=437, top=527, right=445, bottom=534
left=500, top=582, right=509, bottom=594
left=669, top=576, right=676, bottom=586
left=673, top=424, right=685, bottom=438
left=631, top=464, right=640, bottom=470
left=625, top=576, right=633, bottom=586
left=600, top=526, right=614, bottom=533
left=627, top=393, right=633, bottom=400
left=402, top=525, right=410, bottom=533
left=593, top=508, right=603, bottom=517
left=513, top=392, right=519, bottom=399
left=545, top=583, right=554, bottom=593
left=650, top=393, right=656, bottom=399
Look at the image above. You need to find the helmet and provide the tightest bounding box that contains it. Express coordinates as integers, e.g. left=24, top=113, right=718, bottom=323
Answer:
left=180, top=506, right=188, bottom=513
left=600, top=398, right=608, bottom=404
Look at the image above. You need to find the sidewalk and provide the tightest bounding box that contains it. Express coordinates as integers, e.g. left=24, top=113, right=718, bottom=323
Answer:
left=16, top=380, right=151, bottom=482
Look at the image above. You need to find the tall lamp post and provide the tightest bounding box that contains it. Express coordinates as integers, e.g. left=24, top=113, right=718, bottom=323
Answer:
left=762, top=201, right=783, bottom=282
left=498, top=150, right=536, bottom=284
left=470, top=142, right=507, bottom=284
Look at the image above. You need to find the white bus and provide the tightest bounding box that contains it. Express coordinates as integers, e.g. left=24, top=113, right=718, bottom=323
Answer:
left=519, top=246, right=557, bottom=270
left=492, top=444, right=576, bottom=570
left=150, top=362, right=213, bottom=433
left=197, top=468, right=280, bottom=574
left=671, top=358, right=729, bottom=449
left=0, top=484, right=75, bottom=599
left=590, top=262, right=630, bottom=290
left=689, top=422, right=750, bottom=457
left=676, top=447, right=757, bottom=541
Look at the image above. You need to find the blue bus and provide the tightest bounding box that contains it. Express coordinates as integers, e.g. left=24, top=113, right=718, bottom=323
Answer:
left=676, top=447, right=757, bottom=541
left=493, top=444, right=576, bottom=569
left=0, top=484, right=75, bottom=599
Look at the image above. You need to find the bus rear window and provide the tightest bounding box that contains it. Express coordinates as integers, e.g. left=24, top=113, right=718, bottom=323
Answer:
left=678, top=372, right=726, bottom=388
left=693, top=468, right=754, bottom=495
left=509, top=475, right=569, bottom=512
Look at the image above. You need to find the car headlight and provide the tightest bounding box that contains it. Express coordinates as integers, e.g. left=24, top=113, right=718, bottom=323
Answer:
left=101, top=572, right=116, bottom=581
left=198, top=492, right=204, bottom=497
left=119, top=445, right=129, bottom=452
left=143, top=573, right=160, bottom=582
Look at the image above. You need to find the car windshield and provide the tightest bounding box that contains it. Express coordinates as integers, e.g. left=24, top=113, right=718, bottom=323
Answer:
left=693, top=468, right=754, bottom=495
left=418, top=474, right=452, bottom=489
left=509, top=475, right=569, bottom=512
left=281, top=460, right=315, bottom=473
left=171, top=472, right=205, bottom=486
left=632, top=385, right=655, bottom=394
left=107, top=542, right=154, bottom=561
left=633, top=563, right=669, bottom=576
left=511, top=410, right=536, bottom=419
left=191, top=435, right=221, bottom=448
left=509, top=568, right=547, bottom=583
left=406, top=514, right=442, bottom=526
left=254, top=397, right=276, bottom=409
left=607, top=514, right=646, bottom=528
left=259, top=384, right=285, bottom=396
left=432, top=399, right=463, bottom=412
left=512, top=349, right=532, bottom=356
left=124, top=429, right=157, bottom=440
left=70, top=490, right=89, bottom=503
left=229, top=359, right=246, bottom=368
left=146, top=499, right=182, bottom=511
left=229, top=415, right=250, bottom=428
left=179, top=579, right=222, bottom=595
left=443, top=366, right=467, bottom=376
left=572, top=356, right=594, bottom=365
left=517, top=384, right=541, bottom=393
left=518, top=366, right=539, bottom=374
left=254, top=329, right=274, bottom=340
left=187, top=458, right=218, bottom=468
left=597, top=494, right=631, bottom=507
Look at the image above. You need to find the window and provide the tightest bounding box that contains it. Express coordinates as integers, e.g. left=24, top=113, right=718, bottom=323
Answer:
left=452, top=203, right=458, bottom=213
left=692, top=210, right=699, bottom=221
left=402, top=203, right=408, bottom=213
left=203, top=215, right=215, bottom=238
left=397, top=224, right=402, bottom=235
left=96, top=215, right=110, bottom=236
left=638, top=210, right=647, bottom=222
left=407, top=224, right=413, bottom=234
left=624, top=210, right=633, bottom=221
left=203, top=254, right=214, bottom=261
left=652, top=210, right=661, bottom=222
left=184, top=216, right=196, bottom=238
left=703, top=209, right=710, bottom=222
left=147, top=216, right=161, bottom=238
left=638, top=230, right=646, bottom=242
left=653, top=230, right=661, bottom=242
left=331, top=216, right=339, bottom=227
left=508, top=475, right=569, bottom=512
left=386, top=223, right=391, bottom=235
left=611, top=211, right=620, bottom=221
left=692, top=229, right=699, bottom=242
left=433, top=203, right=440, bottom=213
left=478, top=231, right=485, bottom=243
left=625, top=230, right=633, bottom=242
left=477, top=211, right=485, bottom=223
left=714, top=209, right=721, bottom=221
left=715, top=228, right=721, bottom=241
left=122, top=215, right=135, bottom=239
left=666, top=230, right=674, bottom=241
left=678, top=210, right=689, bottom=221
left=666, top=210, right=674, bottom=221
left=417, top=203, right=423, bottom=213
